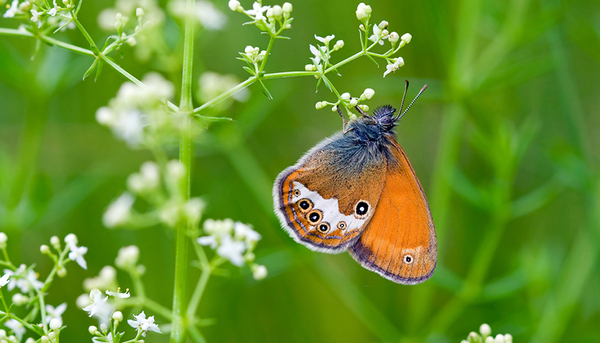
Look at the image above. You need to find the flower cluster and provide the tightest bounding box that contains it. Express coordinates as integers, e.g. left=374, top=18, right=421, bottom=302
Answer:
left=102, top=159, right=205, bottom=230
left=462, top=323, right=514, bottom=343
left=197, top=219, right=267, bottom=280
left=96, top=72, right=176, bottom=147
left=230, top=0, right=293, bottom=35
left=0, top=233, right=87, bottom=341
left=315, top=88, right=375, bottom=120
left=2, top=0, right=75, bottom=31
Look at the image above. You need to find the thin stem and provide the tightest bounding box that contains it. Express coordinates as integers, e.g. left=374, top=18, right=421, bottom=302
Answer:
left=186, top=266, right=211, bottom=319
left=171, top=0, right=196, bottom=341
left=41, top=34, right=94, bottom=56
left=0, top=27, right=33, bottom=37
left=69, top=10, right=100, bottom=55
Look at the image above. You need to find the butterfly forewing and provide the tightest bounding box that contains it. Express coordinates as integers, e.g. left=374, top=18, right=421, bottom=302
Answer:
left=349, top=139, right=437, bottom=284
left=274, top=135, right=387, bottom=253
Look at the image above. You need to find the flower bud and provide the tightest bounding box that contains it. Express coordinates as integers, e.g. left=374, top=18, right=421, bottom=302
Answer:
left=57, top=267, right=67, bottom=277
left=64, top=233, right=78, bottom=245
left=378, top=20, right=388, bottom=29
left=244, top=45, right=255, bottom=54
left=331, top=105, right=338, bottom=112
left=50, top=236, right=60, bottom=249
left=362, top=88, right=375, bottom=100
left=115, top=245, right=140, bottom=269
left=100, top=323, right=108, bottom=333
left=389, top=32, right=399, bottom=43
left=480, top=324, right=492, bottom=337
left=282, top=2, right=292, bottom=13
left=228, top=0, right=241, bottom=11
left=382, top=29, right=389, bottom=36
left=40, top=245, right=50, bottom=254
left=12, top=293, right=30, bottom=305
left=494, top=334, right=505, bottom=343
left=349, top=98, right=358, bottom=107
left=49, top=318, right=62, bottom=330
left=341, top=92, right=351, bottom=100
left=333, top=40, right=344, bottom=50
left=272, top=5, right=282, bottom=17
left=88, top=326, right=98, bottom=335
left=41, top=336, right=49, bottom=343
left=252, top=264, right=268, bottom=280
left=305, top=64, right=316, bottom=71
left=136, top=7, right=143, bottom=17
left=485, top=337, right=494, bottom=343
left=112, top=311, right=123, bottom=322
left=401, top=33, right=412, bottom=44
left=48, top=332, right=56, bottom=340
left=25, top=338, right=36, bottom=343
left=358, top=104, right=369, bottom=112
left=315, top=101, right=326, bottom=110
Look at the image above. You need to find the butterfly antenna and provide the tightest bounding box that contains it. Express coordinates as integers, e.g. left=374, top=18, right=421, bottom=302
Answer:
left=398, top=84, right=427, bottom=120
left=396, top=80, right=410, bottom=118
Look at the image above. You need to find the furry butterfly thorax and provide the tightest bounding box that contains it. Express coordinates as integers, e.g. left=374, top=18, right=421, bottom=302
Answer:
left=273, top=100, right=437, bottom=285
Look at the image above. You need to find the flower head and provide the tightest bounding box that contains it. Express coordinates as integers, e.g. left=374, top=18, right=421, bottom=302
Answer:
left=245, top=1, right=269, bottom=21
left=68, top=242, right=88, bottom=270
left=216, top=235, right=246, bottom=266
left=355, top=3, right=371, bottom=21
left=83, top=289, right=113, bottom=324
left=46, top=303, right=67, bottom=323
left=128, top=311, right=161, bottom=336
left=4, top=319, right=25, bottom=340
left=102, top=193, right=134, bottom=228
left=383, top=57, right=405, bottom=77
left=315, top=34, right=335, bottom=46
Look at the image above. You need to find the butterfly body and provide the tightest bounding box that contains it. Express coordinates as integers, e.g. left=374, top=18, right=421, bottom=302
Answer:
left=273, top=105, right=437, bottom=284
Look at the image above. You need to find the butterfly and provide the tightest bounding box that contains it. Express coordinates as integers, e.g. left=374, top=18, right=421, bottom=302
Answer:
left=273, top=83, right=436, bottom=284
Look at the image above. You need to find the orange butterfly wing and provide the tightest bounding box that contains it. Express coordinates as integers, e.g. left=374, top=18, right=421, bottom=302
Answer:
left=349, top=139, right=437, bottom=284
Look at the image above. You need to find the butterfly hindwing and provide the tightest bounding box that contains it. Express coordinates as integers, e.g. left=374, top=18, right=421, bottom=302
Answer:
left=349, top=138, right=437, bottom=284
left=274, top=134, right=387, bottom=253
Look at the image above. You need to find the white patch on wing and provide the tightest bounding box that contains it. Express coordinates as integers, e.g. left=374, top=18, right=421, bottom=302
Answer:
left=293, top=182, right=367, bottom=232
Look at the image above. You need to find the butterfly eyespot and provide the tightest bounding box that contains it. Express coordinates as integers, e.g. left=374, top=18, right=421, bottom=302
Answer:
left=317, top=222, right=330, bottom=233
left=404, top=254, right=414, bottom=264
left=292, top=189, right=301, bottom=197
left=297, top=199, right=313, bottom=212
left=337, top=221, right=347, bottom=230
left=307, top=210, right=322, bottom=225
left=354, top=200, right=370, bottom=219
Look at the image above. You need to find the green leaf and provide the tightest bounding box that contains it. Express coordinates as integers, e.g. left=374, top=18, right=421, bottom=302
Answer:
left=257, top=79, right=273, bottom=100
left=82, top=58, right=99, bottom=80
left=242, top=66, right=255, bottom=75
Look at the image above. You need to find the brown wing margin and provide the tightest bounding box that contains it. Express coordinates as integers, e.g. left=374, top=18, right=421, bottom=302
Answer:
left=349, top=139, right=437, bottom=285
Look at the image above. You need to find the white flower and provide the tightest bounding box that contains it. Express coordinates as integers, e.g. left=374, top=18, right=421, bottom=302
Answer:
left=228, top=0, right=241, bottom=11
left=282, top=2, right=292, bottom=13
left=49, top=317, right=63, bottom=330
left=315, top=34, right=335, bottom=46
left=383, top=57, right=404, bottom=77
left=245, top=1, right=269, bottom=21
left=196, top=1, right=226, bottom=30
left=355, top=3, right=371, bottom=21
left=68, top=242, right=88, bottom=270
left=115, top=245, right=140, bottom=268
left=127, top=311, right=162, bottom=336
left=46, top=303, right=67, bottom=323
left=30, top=9, right=42, bottom=27
left=83, top=289, right=113, bottom=324
left=197, top=235, right=217, bottom=249
left=362, top=88, right=375, bottom=100
left=17, top=270, right=44, bottom=292
left=234, top=222, right=261, bottom=245
left=204, top=218, right=234, bottom=236
left=106, top=289, right=130, bottom=298
left=0, top=273, right=9, bottom=287
left=102, top=193, right=134, bottom=228
left=369, top=25, right=387, bottom=45
left=388, top=31, right=399, bottom=43
left=480, top=323, right=492, bottom=337
left=401, top=33, right=412, bottom=44
left=341, top=92, right=351, bottom=100
left=114, top=109, right=145, bottom=147
left=48, top=0, right=58, bottom=16
left=4, top=319, right=25, bottom=341
left=217, top=235, right=246, bottom=266
left=252, top=264, right=268, bottom=280
left=494, top=334, right=505, bottom=343
left=333, top=40, right=344, bottom=50
left=3, top=0, right=19, bottom=18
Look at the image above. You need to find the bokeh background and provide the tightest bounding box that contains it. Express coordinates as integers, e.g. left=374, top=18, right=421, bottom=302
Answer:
left=1, top=0, right=600, bottom=342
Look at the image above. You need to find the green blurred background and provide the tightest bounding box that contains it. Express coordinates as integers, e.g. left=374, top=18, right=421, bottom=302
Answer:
left=1, top=0, right=600, bottom=342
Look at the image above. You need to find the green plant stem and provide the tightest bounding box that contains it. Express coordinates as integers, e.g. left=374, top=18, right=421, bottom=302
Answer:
left=69, top=10, right=100, bottom=55
left=186, top=266, right=211, bottom=320
left=171, top=0, right=196, bottom=341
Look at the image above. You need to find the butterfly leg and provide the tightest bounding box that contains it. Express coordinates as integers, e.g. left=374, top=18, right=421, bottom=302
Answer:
left=336, top=106, right=354, bottom=134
